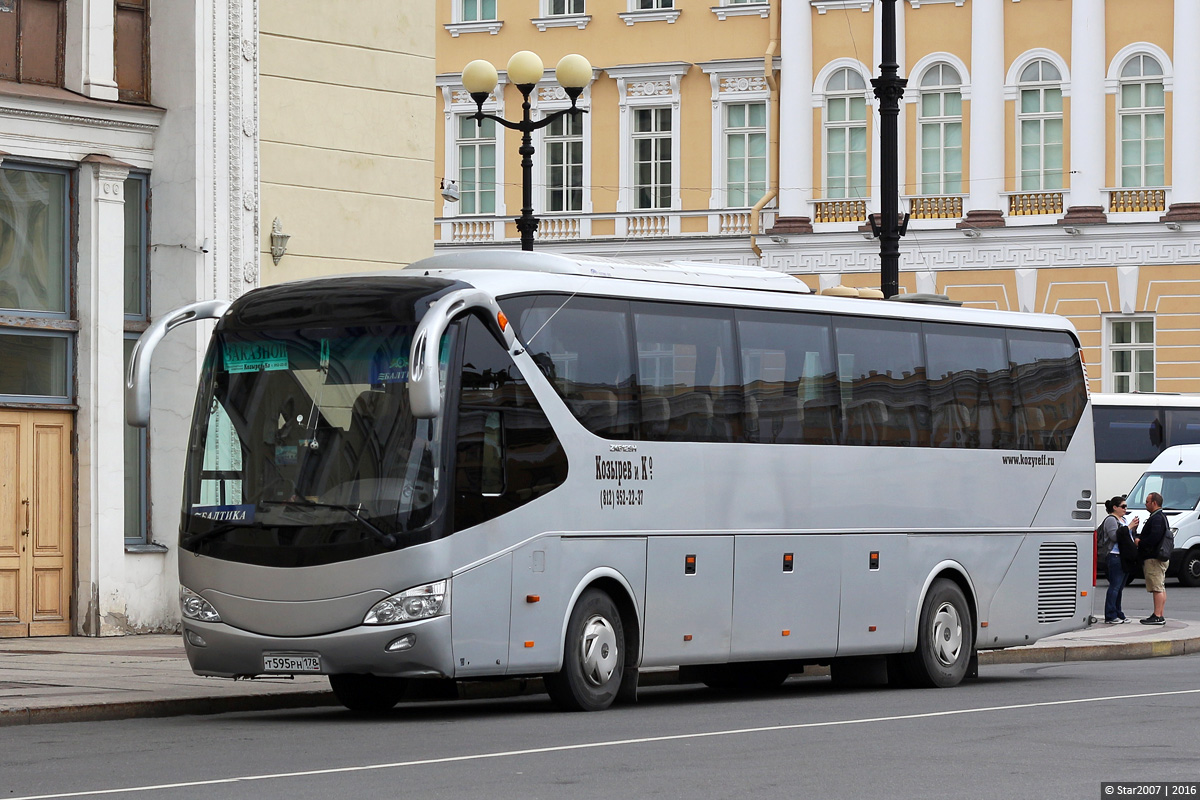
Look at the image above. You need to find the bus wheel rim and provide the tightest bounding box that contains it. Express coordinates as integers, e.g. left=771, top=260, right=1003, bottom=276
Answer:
left=580, top=614, right=618, bottom=687
left=931, top=602, right=962, bottom=667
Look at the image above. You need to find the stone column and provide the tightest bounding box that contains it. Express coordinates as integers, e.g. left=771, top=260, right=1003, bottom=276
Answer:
left=959, top=0, right=1005, bottom=228
left=63, top=0, right=120, bottom=101
left=1061, top=0, right=1107, bottom=225
left=1163, top=0, right=1200, bottom=221
left=75, top=155, right=130, bottom=635
left=771, top=0, right=814, bottom=234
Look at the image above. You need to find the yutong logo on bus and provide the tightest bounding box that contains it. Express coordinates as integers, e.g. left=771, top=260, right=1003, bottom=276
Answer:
left=1001, top=454, right=1056, bottom=468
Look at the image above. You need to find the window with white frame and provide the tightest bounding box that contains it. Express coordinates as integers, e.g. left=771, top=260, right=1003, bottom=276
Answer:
left=633, top=0, right=672, bottom=8
left=1118, top=55, right=1165, bottom=189
left=1108, top=317, right=1155, bottom=393
left=457, top=115, right=497, bottom=215
left=1017, top=59, right=1064, bottom=192
left=918, top=63, right=962, bottom=195
left=725, top=101, right=766, bottom=207
left=545, top=112, right=584, bottom=212
left=633, top=107, right=672, bottom=210
left=548, top=0, right=584, bottom=13
left=461, top=0, right=497, bottom=21
left=824, top=68, right=868, bottom=200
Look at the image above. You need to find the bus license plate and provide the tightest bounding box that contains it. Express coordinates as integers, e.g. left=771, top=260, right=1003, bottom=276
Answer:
left=263, top=653, right=322, bottom=673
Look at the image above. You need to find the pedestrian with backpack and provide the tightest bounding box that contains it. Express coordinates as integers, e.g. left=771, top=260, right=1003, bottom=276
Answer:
left=1098, top=496, right=1138, bottom=623
left=1133, top=491, right=1170, bottom=625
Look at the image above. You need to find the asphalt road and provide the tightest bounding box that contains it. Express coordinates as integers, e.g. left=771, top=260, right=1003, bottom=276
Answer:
left=4, top=653, right=1199, bottom=800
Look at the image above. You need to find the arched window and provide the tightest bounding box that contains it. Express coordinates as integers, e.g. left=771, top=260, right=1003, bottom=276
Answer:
left=918, top=64, right=963, bottom=195
left=1017, top=60, right=1063, bottom=191
left=1118, top=55, right=1165, bottom=188
left=824, top=68, right=868, bottom=200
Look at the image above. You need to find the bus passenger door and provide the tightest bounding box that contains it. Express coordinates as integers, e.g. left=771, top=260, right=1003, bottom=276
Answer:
left=641, top=536, right=733, bottom=667
left=836, top=535, right=909, bottom=656
left=731, top=535, right=841, bottom=660
left=451, top=554, right=512, bottom=677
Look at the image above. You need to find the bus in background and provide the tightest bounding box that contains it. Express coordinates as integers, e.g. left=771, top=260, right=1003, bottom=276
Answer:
left=1092, top=393, right=1200, bottom=505
left=127, top=251, right=1094, bottom=713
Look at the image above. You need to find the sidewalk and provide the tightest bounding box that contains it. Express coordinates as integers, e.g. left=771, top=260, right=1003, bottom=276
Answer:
left=2, top=619, right=1199, bottom=727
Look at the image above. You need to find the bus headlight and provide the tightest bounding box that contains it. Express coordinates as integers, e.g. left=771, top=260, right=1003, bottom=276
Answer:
left=179, top=586, right=221, bottom=623
left=364, top=580, right=449, bottom=625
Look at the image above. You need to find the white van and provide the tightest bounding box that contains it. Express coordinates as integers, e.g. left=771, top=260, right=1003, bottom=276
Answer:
left=1124, top=445, right=1200, bottom=586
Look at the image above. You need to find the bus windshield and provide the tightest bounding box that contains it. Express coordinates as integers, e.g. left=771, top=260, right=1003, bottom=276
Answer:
left=1127, top=472, right=1200, bottom=512
left=181, top=325, right=448, bottom=567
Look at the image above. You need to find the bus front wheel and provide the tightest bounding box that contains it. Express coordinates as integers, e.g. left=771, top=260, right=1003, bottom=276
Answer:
left=545, top=588, right=624, bottom=712
left=899, top=578, right=973, bottom=688
left=329, top=673, right=408, bottom=713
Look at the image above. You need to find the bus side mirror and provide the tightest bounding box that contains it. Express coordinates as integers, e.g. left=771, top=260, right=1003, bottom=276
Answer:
left=126, top=299, right=231, bottom=427
left=409, top=288, right=514, bottom=419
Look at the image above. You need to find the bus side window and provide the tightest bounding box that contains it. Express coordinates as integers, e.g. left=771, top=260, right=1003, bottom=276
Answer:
left=508, top=294, right=639, bottom=439
left=1167, top=408, right=1200, bottom=449
left=453, top=315, right=568, bottom=532
left=834, top=318, right=930, bottom=447
left=736, top=309, right=838, bottom=445
left=1007, top=330, right=1086, bottom=452
left=633, top=302, right=741, bottom=443
left=924, top=323, right=1011, bottom=449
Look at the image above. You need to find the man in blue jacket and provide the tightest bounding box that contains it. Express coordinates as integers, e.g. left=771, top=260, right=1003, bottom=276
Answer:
left=1133, top=491, right=1169, bottom=625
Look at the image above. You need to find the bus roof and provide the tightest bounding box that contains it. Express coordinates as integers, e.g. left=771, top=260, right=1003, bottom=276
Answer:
left=403, top=251, right=1081, bottom=338
left=407, top=250, right=813, bottom=294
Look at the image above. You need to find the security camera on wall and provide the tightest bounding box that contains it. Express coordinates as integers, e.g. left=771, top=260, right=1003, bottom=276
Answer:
left=440, top=180, right=460, bottom=203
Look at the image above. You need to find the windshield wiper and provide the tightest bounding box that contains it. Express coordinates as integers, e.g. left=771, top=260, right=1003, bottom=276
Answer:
left=258, top=499, right=397, bottom=548
left=182, top=521, right=249, bottom=548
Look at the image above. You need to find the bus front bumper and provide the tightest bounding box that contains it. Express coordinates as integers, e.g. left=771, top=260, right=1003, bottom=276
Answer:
left=181, top=614, right=454, bottom=680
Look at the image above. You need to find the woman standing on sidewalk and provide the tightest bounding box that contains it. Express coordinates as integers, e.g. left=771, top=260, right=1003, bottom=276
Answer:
left=1099, top=496, right=1138, bottom=624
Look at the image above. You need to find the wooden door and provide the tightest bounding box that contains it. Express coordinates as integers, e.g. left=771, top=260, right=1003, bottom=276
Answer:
left=0, top=410, right=73, bottom=637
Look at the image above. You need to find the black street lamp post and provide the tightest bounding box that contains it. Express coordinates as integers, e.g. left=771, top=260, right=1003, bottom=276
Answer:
left=870, top=0, right=910, bottom=298
left=462, top=52, right=592, bottom=252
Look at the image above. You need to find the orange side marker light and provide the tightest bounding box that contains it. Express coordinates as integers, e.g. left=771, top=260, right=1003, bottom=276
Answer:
left=524, top=641, right=534, bottom=648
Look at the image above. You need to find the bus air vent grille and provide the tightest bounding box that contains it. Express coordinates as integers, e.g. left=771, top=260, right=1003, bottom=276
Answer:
left=1036, top=542, right=1078, bottom=623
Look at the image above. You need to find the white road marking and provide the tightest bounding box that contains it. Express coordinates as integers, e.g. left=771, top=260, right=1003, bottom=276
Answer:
left=12, top=687, right=1200, bottom=800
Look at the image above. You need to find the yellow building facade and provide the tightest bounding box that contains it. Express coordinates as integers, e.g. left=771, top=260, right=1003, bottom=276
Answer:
left=260, top=0, right=436, bottom=284
left=435, top=0, right=1200, bottom=396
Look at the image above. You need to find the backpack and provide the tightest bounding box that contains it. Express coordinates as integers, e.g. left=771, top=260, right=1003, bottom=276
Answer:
left=1156, top=524, right=1175, bottom=561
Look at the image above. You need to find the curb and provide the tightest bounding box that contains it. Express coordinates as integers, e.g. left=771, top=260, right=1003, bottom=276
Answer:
left=980, top=636, right=1200, bottom=665
left=3, top=637, right=1197, bottom=727
left=0, top=690, right=338, bottom=728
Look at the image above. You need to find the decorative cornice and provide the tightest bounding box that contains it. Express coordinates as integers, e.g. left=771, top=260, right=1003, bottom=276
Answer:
left=617, top=9, right=681, bottom=25
left=711, top=3, right=770, bottom=21
left=811, top=0, right=872, bottom=14
left=532, top=14, right=590, bottom=31
left=444, top=19, right=503, bottom=37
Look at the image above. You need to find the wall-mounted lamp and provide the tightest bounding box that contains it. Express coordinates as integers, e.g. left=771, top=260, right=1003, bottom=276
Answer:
left=270, top=217, right=290, bottom=265
left=1165, top=221, right=1183, bottom=232
left=962, top=228, right=981, bottom=238
left=769, top=235, right=786, bottom=244
left=441, top=179, right=460, bottom=203
left=1063, top=226, right=1082, bottom=236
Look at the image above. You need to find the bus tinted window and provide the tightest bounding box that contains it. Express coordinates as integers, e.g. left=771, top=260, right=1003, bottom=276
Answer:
left=633, top=303, right=740, bottom=442
left=737, top=309, right=838, bottom=444
left=1093, top=406, right=1162, bottom=463
left=834, top=317, right=930, bottom=447
left=925, top=324, right=1013, bottom=449
left=510, top=295, right=638, bottom=439
left=1166, top=407, right=1200, bottom=449
left=1007, top=330, right=1086, bottom=451
left=454, top=316, right=568, bottom=532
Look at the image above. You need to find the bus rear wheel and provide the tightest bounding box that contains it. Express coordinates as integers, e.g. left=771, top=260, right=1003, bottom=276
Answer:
left=545, top=588, right=624, bottom=712
left=329, top=673, right=408, bottom=713
left=898, top=578, right=973, bottom=688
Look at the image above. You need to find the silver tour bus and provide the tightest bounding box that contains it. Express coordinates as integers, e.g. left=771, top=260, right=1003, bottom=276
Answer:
left=127, top=251, right=1094, bottom=712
